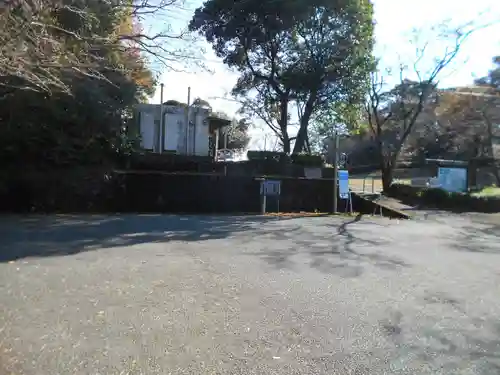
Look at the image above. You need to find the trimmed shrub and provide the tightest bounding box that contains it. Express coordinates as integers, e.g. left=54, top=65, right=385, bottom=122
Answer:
left=420, top=187, right=449, bottom=206
left=290, top=154, right=323, bottom=167
left=246, top=151, right=287, bottom=161
left=386, top=183, right=500, bottom=213
left=120, top=152, right=213, bottom=172
left=385, top=184, right=421, bottom=203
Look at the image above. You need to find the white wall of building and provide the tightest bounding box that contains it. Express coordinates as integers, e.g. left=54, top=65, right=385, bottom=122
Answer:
left=192, top=108, right=210, bottom=156
left=163, top=109, right=182, bottom=152
left=139, top=111, right=155, bottom=150
left=136, top=104, right=211, bottom=156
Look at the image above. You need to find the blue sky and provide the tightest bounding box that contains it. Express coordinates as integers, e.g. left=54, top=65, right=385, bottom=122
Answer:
left=146, top=0, right=500, bottom=149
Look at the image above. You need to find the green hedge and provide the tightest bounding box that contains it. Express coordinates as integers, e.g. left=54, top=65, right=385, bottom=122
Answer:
left=246, top=151, right=323, bottom=167
left=246, top=151, right=288, bottom=161
left=290, top=154, right=323, bottom=167
left=386, top=183, right=500, bottom=213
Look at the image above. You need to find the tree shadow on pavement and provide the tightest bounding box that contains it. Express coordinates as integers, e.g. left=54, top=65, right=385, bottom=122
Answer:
left=329, top=214, right=409, bottom=274
left=0, top=215, right=292, bottom=262
left=452, top=222, right=500, bottom=254
left=380, top=307, right=500, bottom=375
left=248, top=214, right=409, bottom=277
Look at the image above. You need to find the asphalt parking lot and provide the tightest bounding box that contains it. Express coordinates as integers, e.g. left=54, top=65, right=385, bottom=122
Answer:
left=0, top=213, right=499, bottom=374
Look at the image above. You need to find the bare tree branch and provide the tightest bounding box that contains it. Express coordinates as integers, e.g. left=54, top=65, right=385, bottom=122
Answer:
left=364, top=20, right=495, bottom=190
left=0, top=0, right=202, bottom=94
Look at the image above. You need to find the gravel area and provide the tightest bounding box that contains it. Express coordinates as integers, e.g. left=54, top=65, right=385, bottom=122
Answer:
left=0, top=213, right=499, bottom=374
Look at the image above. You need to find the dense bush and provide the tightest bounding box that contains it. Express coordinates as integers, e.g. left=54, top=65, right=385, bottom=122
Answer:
left=246, top=151, right=288, bottom=162
left=0, top=168, right=124, bottom=213
left=0, top=167, right=409, bottom=217
left=420, top=187, right=450, bottom=206
left=290, top=154, right=323, bottom=167
left=246, top=151, right=324, bottom=168
left=0, top=169, right=336, bottom=213
left=348, top=164, right=379, bottom=175
left=120, top=152, right=213, bottom=172
left=386, top=183, right=500, bottom=213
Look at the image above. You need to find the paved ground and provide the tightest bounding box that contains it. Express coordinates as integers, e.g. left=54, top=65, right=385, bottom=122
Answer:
left=0, top=213, right=499, bottom=374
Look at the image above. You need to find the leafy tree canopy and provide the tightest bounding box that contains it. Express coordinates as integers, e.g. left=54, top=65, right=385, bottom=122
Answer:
left=0, top=0, right=157, bottom=172
left=189, top=0, right=375, bottom=154
left=475, top=56, right=500, bottom=91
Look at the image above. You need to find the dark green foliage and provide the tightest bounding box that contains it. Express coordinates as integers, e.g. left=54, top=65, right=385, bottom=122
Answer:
left=247, top=151, right=288, bottom=162
left=120, top=152, right=213, bottom=172
left=0, top=168, right=124, bottom=213
left=245, top=151, right=291, bottom=176
left=420, top=187, right=450, bottom=205
left=0, top=1, right=155, bottom=172
left=0, top=0, right=158, bottom=206
left=164, top=100, right=188, bottom=107
left=0, top=171, right=341, bottom=214
left=475, top=56, right=500, bottom=90
left=189, top=0, right=375, bottom=154
left=218, top=118, right=251, bottom=150
left=0, top=170, right=410, bottom=216
left=246, top=150, right=323, bottom=166
left=386, top=183, right=500, bottom=213
left=290, top=154, right=323, bottom=167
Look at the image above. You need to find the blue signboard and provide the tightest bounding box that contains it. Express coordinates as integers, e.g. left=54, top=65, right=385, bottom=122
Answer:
left=338, top=170, right=349, bottom=199
left=437, top=167, right=467, bottom=193
left=260, top=180, right=281, bottom=196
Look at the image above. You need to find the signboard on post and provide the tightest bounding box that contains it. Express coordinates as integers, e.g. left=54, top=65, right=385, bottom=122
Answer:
left=260, top=180, right=281, bottom=196
left=260, top=180, right=281, bottom=214
left=339, top=153, right=348, bottom=169
left=437, top=167, right=467, bottom=193
left=338, top=170, right=349, bottom=199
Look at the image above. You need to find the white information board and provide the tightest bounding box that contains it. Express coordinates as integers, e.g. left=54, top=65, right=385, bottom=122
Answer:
left=437, top=167, right=467, bottom=193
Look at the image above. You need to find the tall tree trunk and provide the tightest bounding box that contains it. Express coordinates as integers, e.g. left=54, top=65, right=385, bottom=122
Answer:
left=304, top=128, right=311, bottom=154
left=378, top=139, right=398, bottom=192
left=279, top=98, right=290, bottom=154
left=292, top=92, right=316, bottom=154
left=282, top=135, right=290, bottom=154
left=293, top=126, right=307, bottom=154
left=381, top=161, right=394, bottom=192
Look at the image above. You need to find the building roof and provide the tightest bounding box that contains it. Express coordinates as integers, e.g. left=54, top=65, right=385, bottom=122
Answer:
left=207, top=115, right=232, bottom=131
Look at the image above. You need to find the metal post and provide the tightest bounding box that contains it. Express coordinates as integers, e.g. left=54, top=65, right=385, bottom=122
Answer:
left=192, top=107, right=196, bottom=155
left=214, top=128, right=219, bottom=161
left=159, top=83, right=164, bottom=153
left=260, top=180, right=267, bottom=214
left=332, top=131, right=339, bottom=213
left=185, top=86, right=191, bottom=154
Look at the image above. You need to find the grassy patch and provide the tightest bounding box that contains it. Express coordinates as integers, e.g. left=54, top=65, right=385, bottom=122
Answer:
left=387, top=183, right=500, bottom=213
left=349, top=177, right=383, bottom=192
left=472, top=186, right=500, bottom=197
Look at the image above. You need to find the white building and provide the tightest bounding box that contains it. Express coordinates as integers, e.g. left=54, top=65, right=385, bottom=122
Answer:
left=134, top=104, right=231, bottom=157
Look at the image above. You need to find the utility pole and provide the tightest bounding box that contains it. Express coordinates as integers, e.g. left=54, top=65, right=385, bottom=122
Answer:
left=223, top=126, right=228, bottom=149
left=332, top=130, right=339, bottom=213
left=159, top=83, right=164, bottom=153
left=185, top=86, right=191, bottom=154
